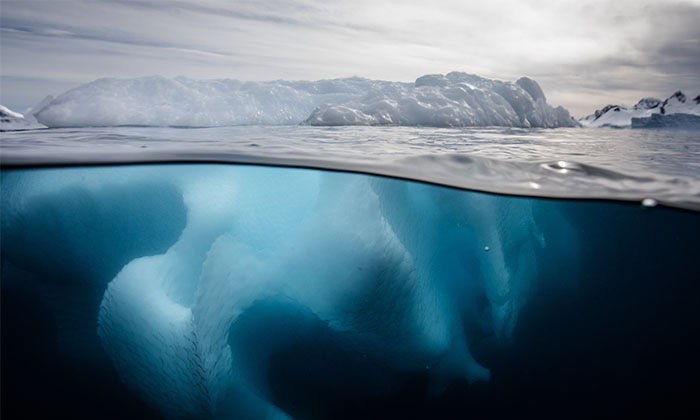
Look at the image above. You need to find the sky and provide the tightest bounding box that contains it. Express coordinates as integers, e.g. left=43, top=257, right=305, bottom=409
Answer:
left=1, top=0, right=699, bottom=118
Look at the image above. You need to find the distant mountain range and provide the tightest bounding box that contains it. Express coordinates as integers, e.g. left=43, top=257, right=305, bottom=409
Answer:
left=579, top=91, right=700, bottom=129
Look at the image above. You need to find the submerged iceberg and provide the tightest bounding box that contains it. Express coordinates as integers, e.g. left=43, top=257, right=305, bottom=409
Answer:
left=1, top=164, right=545, bottom=418
left=3, top=163, right=699, bottom=418
left=30, top=73, right=576, bottom=128
left=579, top=91, right=700, bottom=128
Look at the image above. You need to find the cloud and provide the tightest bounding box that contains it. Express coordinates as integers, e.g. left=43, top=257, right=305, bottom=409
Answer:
left=545, top=1, right=700, bottom=115
left=1, top=0, right=698, bottom=115
left=643, top=3, right=700, bottom=73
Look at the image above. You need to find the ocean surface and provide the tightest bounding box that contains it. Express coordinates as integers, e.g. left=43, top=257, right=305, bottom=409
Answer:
left=1, top=126, right=699, bottom=419
left=2, top=125, right=700, bottom=209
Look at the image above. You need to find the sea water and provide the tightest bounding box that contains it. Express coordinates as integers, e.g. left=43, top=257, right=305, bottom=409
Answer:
left=1, top=126, right=699, bottom=418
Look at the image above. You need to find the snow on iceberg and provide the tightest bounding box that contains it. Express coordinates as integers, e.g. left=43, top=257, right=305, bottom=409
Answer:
left=31, top=73, right=576, bottom=128
left=32, top=76, right=376, bottom=128
left=0, top=104, right=47, bottom=131
left=579, top=91, right=700, bottom=128
left=1, top=164, right=548, bottom=419
left=304, top=73, right=577, bottom=128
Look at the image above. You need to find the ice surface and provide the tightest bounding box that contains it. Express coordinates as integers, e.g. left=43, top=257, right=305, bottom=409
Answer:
left=579, top=91, right=700, bottom=128
left=31, top=76, right=378, bottom=128
left=304, top=73, right=577, bottom=128
left=1, top=164, right=549, bottom=419
left=30, top=73, right=576, bottom=128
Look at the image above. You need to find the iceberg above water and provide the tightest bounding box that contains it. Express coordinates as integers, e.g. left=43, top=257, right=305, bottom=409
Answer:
left=304, top=74, right=576, bottom=128
left=30, top=73, right=576, bottom=128
left=32, top=76, right=374, bottom=128
left=579, top=91, right=700, bottom=128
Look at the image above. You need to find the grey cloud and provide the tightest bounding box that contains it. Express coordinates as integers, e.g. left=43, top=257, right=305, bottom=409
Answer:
left=611, top=2, right=700, bottom=77
left=2, top=22, right=170, bottom=49
left=1, top=14, right=242, bottom=61
left=634, top=3, right=700, bottom=74
left=111, top=0, right=312, bottom=26
left=110, top=0, right=381, bottom=34
left=523, top=2, right=700, bottom=115
left=1, top=0, right=698, bottom=117
left=1, top=0, right=381, bottom=64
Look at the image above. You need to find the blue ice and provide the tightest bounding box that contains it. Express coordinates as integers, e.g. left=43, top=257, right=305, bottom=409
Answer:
left=0, top=164, right=549, bottom=419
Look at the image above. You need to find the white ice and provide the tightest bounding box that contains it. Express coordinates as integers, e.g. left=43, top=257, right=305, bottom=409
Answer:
left=304, top=73, right=576, bottom=128
left=29, top=73, right=577, bottom=128
left=1, top=165, right=548, bottom=419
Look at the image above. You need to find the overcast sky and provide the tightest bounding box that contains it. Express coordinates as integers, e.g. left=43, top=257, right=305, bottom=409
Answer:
left=1, top=0, right=699, bottom=117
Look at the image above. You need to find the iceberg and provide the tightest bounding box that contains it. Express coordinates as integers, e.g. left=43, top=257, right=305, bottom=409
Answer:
left=579, top=91, right=700, bottom=128
left=32, top=76, right=375, bottom=128
left=30, top=73, right=576, bottom=128
left=304, top=73, right=577, bottom=128
left=1, top=164, right=545, bottom=418
left=3, top=163, right=698, bottom=418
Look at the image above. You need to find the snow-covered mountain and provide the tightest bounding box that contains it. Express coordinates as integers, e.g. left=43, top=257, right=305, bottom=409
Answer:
left=30, top=73, right=577, bottom=128
left=0, top=104, right=47, bottom=131
left=579, top=91, right=700, bottom=128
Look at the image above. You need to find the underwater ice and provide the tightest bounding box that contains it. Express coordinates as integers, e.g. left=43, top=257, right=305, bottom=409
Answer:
left=30, top=72, right=576, bottom=128
left=0, top=165, right=548, bottom=419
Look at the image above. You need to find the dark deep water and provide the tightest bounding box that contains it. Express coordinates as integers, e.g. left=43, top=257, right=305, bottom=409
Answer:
left=1, top=161, right=699, bottom=419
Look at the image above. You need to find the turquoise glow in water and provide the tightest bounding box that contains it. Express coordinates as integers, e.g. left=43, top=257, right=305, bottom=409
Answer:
left=1, top=127, right=699, bottom=418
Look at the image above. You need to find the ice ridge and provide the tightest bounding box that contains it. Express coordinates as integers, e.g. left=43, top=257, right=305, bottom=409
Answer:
left=30, top=73, right=576, bottom=128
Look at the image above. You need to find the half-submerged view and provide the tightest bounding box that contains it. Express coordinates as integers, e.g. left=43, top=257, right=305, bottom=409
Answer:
left=2, top=1, right=700, bottom=419
left=1, top=159, right=699, bottom=419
